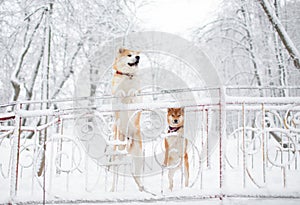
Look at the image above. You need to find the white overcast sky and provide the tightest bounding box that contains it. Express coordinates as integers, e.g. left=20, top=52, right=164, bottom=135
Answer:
left=137, top=0, right=222, bottom=37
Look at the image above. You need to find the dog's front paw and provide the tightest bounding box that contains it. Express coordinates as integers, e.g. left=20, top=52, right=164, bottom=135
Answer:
left=127, top=88, right=138, bottom=97
left=110, top=186, right=115, bottom=192
left=115, top=90, right=126, bottom=98
left=139, top=186, right=145, bottom=192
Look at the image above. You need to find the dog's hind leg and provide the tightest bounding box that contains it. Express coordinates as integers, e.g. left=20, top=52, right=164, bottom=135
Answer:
left=130, top=137, right=144, bottom=191
left=110, top=112, right=120, bottom=192
left=184, top=152, right=189, bottom=187
left=132, top=153, right=144, bottom=191
left=168, top=168, right=176, bottom=191
left=131, top=112, right=145, bottom=191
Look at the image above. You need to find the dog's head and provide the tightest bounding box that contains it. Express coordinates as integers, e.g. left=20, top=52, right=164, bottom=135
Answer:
left=167, top=108, right=184, bottom=127
left=113, top=48, right=140, bottom=74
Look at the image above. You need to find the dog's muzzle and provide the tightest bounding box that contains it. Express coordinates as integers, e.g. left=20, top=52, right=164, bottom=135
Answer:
left=128, top=56, right=140, bottom=67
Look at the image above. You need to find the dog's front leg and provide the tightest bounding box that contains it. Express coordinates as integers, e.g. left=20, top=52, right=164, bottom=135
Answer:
left=184, top=152, right=189, bottom=187
left=168, top=168, right=176, bottom=191
left=132, top=153, right=144, bottom=191
left=163, top=139, right=169, bottom=166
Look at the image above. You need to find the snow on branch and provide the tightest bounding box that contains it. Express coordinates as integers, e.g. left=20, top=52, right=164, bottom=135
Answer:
left=258, top=0, right=300, bottom=69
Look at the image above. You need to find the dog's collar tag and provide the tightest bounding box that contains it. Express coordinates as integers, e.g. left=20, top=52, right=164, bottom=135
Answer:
left=116, top=70, right=134, bottom=79
left=168, top=126, right=183, bottom=133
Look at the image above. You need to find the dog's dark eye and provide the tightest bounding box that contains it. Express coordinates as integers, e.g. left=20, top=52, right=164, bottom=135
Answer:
left=128, top=54, right=132, bottom=57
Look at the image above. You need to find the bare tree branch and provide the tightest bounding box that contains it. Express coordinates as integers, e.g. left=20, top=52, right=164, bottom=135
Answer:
left=258, top=0, right=300, bottom=69
left=10, top=10, right=46, bottom=101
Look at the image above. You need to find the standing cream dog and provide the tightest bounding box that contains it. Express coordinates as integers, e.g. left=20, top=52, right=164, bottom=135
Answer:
left=111, top=48, right=144, bottom=191
left=164, top=108, right=189, bottom=191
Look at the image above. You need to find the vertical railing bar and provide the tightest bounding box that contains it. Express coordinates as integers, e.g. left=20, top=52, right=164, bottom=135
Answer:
left=206, top=109, right=209, bottom=168
left=283, top=167, right=286, bottom=188
left=237, top=109, right=240, bottom=166
left=251, top=111, right=254, bottom=169
left=219, top=87, right=226, bottom=198
left=288, top=136, right=291, bottom=170
left=31, top=126, right=38, bottom=195
left=66, top=172, right=70, bottom=191
left=48, top=123, right=55, bottom=193
left=262, top=103, right=266, bottom=184
left=280, top=132, right=284, bottom=187
left=200, top=106, right=204, bottom=189
left=43, top=125, right=46, bottom=205
left=16, top=104, right=22, bottom=196
left=295, top=146, right=298, bottom=170
left=219, top=88, right=223, bottom=189
left=123, top=164, right=126, bottom=192
left=266, top=131, right=269, bottom=168
left=294, top=133, right=298, bottom=170
left=104, top=167, right=108, bottom=192
left=115, top=165, right=119, bottom=192
left=10, top=103, right=22, bottom=201
left=160, top=167, right=164, bottom=195
left=56, top=118, right=63, bottom=175
left=242, top=102, right=246, bottom=188
left=180, top=129, right=185, bottom=189
left=85, top=143, right=89, bottom=192
left=142, top=148, right=146, bottom=187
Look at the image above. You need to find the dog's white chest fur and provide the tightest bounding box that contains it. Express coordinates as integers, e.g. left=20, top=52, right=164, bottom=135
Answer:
left=113, top=74, right=141, bottom=135
left=112, top=75, right=140, bottom=99
left=167, top=131, right=186, bottom=155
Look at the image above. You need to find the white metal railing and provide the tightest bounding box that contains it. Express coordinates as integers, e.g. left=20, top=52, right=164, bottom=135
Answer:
left=0, top=87, right=300, bottom=204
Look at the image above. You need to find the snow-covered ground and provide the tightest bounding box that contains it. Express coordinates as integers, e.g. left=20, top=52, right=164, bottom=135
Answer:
left=1, top=131, right=300, bottom=204
left=59, top=198, right=300, bottom=205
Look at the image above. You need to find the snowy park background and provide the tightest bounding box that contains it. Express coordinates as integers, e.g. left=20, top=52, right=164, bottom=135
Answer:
left=1, top=0, right=300, bottom=204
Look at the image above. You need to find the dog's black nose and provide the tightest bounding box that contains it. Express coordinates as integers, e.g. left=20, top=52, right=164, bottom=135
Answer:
left=174, top=119, right=178, bottom=124
left=136, top=56, right=140, bottom=60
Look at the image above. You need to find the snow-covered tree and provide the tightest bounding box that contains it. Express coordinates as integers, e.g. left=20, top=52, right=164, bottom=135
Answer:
left=258, top=0, right=300, bottom=69
left=0, top=0, right=144, bottom=106
left=192, top=0, right=300, bottom=97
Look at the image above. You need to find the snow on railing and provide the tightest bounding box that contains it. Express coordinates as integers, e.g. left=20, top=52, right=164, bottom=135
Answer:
left=0, top=87, right=300, bottom=204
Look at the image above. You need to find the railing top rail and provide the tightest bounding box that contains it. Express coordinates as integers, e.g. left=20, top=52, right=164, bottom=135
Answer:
left=1, top=86, right=300, bottom=112
left=226, top=85, right=300, bottom=89
left=0, top=86, right=222, bottom=108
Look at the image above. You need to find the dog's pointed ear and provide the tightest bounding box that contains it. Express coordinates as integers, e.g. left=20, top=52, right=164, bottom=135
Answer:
left=118, top=48, right=126, bottom=54
left=168, top=108, right=173, bottom=113
left=181, top=107, right=185, bottom=113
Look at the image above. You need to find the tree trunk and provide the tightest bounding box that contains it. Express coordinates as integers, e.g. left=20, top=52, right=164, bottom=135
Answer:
left=37, top=2, right=53, bottom=178
left=258, top=0, right=300, bottom=69
left=10, top=11, right=45, bottom=103
left=51, top=42, right=82, bottom=99
left=240, top=0, right=263, bottom=90
left=273, top=0, right=288, bottom=96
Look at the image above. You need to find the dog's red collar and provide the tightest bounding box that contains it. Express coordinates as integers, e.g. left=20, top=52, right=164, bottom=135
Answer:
left=116, top=70, right=134, bottom=79
left=168, top=126, right=183, bottom=133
